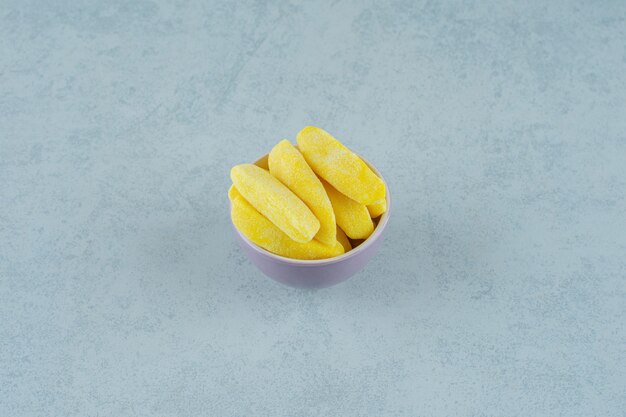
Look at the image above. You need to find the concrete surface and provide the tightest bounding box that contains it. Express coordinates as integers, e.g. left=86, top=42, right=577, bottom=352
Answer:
left=1, top=1, right=625, bottom=415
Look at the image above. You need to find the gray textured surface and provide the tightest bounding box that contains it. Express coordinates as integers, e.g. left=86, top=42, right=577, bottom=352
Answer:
left=2, top=1, right=626, bottom=416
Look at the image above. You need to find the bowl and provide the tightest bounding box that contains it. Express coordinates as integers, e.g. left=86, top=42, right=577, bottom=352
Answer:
left=230, top=152, right=391, bottom=289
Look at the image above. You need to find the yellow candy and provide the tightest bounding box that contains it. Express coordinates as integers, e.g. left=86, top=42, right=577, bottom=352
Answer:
left=231, top=164, right=320, bottom=243
left=297, top=126, right=386, bottom=205
left=269, top=140, right=337, bottom=246
left=255, top=154, right=269, bottom=170
left=228, top=184, right=239, bottom=201
left=367, top=200, right=387, bottom=218
left=322, top=180, right=374, bottom=239
left=336, top=225, right=352, bottom=252
left=230, top=187, right=344, bottom=260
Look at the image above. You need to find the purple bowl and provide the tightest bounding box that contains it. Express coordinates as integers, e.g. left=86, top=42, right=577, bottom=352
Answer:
left=230, top=153, right=391, bottom=289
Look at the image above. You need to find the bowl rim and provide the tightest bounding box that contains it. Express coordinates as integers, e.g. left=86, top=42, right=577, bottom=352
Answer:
left=230, top=149, right=391, bottom=267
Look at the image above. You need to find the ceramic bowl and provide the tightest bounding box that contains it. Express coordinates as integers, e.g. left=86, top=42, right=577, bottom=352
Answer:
left=230, top=152, right=391, bottom=289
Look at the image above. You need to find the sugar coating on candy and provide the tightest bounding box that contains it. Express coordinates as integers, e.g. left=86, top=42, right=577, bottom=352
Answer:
left=230, top=189, right=344, bottom=260
left=322, top=180, right=374, bottom=240
left=228, top=184, right=239, bottom=201
left=367, top=200, right=387, bottom=218
left=269, top=140, right=337, bottom=246
left=336, top=225, right=352, bottom=252
left=230, top=164, right=320, bottom=243
left=297, top=126, right=386, bottom=205
left=366, top=164, right=387, bottom=217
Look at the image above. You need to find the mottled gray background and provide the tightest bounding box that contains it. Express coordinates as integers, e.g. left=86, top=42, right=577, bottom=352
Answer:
left=1, top=0, right=625, bottom=416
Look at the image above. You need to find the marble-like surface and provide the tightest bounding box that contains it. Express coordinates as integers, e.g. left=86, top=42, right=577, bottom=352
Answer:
left=1, top=1, right=625, bottom=415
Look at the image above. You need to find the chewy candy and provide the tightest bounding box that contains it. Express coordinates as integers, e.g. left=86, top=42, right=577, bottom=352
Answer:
left=229, top=187, right=344, bottom=260
left=228, top=184, right=239, bottom=201
left=269, top=140, right=337, bottom=246
left=297, top=126, right=386, bottom=205
left=367, top=200, right=387, bottom=218
left=322, top=180, right=374, bottom=240
left=230, top=164, right=320, bottom=243
left=336, top=225, right=352, bottom=252
left=255, top=154, right=269, bottom=170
